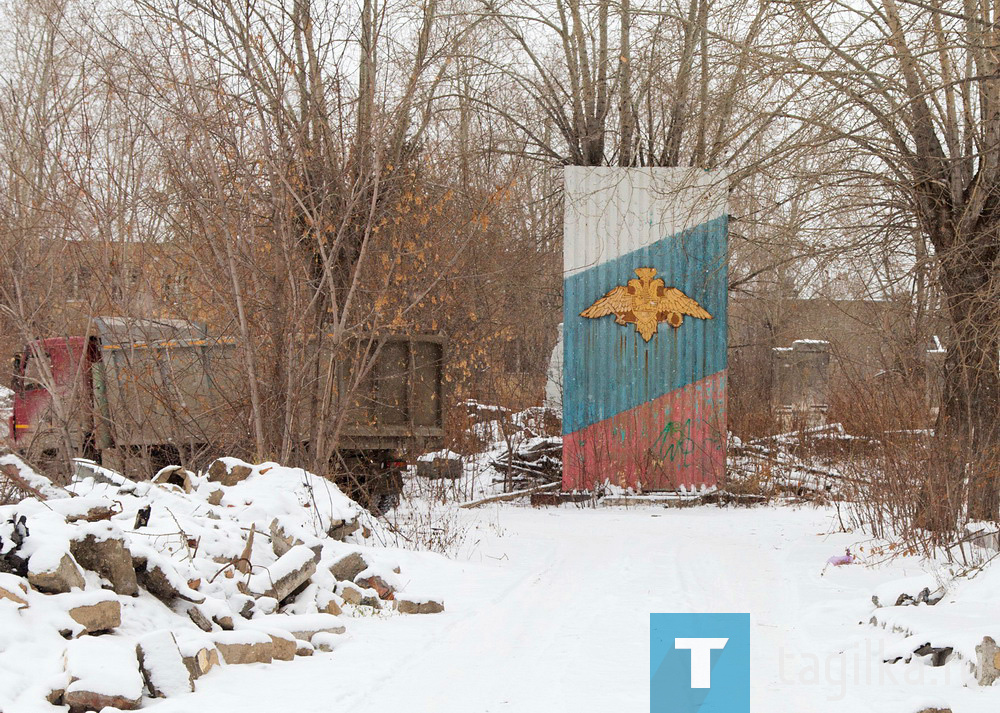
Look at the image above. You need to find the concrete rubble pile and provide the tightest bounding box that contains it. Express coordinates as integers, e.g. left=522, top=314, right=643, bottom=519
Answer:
left=0, top=453, right=444, bottom=711
left=869, top=573, right=1000, bottom=688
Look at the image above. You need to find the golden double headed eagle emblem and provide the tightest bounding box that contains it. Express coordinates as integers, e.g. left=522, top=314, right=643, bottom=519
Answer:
left=580, top=267, right=712, bottom=342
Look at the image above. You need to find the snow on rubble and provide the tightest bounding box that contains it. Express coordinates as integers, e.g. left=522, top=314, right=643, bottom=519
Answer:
left=0, top=454, right=445, bottom=712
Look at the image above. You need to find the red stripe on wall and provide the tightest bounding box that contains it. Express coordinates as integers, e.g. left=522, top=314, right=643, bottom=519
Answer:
left=562, top=371, right=727, bottom=491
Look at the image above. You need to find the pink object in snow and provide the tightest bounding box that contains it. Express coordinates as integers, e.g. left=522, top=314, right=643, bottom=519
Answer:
left=827, top=551, right=855, bottom=566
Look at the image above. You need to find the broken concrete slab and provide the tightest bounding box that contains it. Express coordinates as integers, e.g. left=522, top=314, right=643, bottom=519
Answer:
left=137, top=630, right=194, bottom=698
left=269, top=518, right=303, bottom=557
left=185, top=604, right=214, bottom=632
left=264, top=630, right=296, bottom=661
left=46, top=497, right=117, bottom=524
left=328, top=518, right=360, bottom=541
left=394, top=597, right=444, bottom=615
left=175, top=637, right=221, bottom=681
left=64, top=635, right=143, bottom=712
left=317, top=590, right=342, bottom=616
left=213, top=630, right=274, bottom=665
left=337, top=580, right=380, bottom=607
left=63, top=592, right=122, bottom=635
left=132, top=548, right=205, bottom=604
left=206, top=458, right=254, bottom=487
left=328, top=551, right=368, bottom=582
left=69, top=524, right=138, bottom=596
left=311, top=631, right=340, bottom=652
left=251, top=613, right=346, bottom=640
left=0, top=455, right=68, bottom=499
left=0, top=572, right=28, bottom=605
left=975, top=636, right=1000, bottom=686
left=247, top=545, right=318, bottom=603
left=152, top=465, right=194, bottom=493
left=27, top=552, right=85, bottom=594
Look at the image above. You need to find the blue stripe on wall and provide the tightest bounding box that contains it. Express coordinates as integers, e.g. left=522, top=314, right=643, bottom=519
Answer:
left=563, top=214, right=728, bottom=435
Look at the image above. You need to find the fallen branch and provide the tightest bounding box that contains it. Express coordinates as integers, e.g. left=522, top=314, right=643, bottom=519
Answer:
left=459, top=482, right=561, bottom=509
left=0, top=463, right=50, bottom=502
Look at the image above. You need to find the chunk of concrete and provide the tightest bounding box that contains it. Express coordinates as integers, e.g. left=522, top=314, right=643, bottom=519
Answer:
left=338, top=581, right=380, bottom=607
left=267, top=631, right=296, bottom=661
left=975, top=636, right=1000, bottom=686
left=179, top=645, right=220, bottom=680
left=27, top=553, right=85, bottom=594
left=329, top=552, right=368, bottom=582
left=213, top=630, right=274, bottom=665
left=65, top=593, right=122, bottom=635
left=394, top=597, right=444, bottom=614
left=137, top=630, right=194, bottom=698
left=64, top=636, right=143, bottom=712
left=47, top=497, right=116, bottom=524
left=317, top=590, right=342, bottom=616
left=311, top=632, right=340, bottom=652
left=185, top=604, right=214, bottom=632
left=152, top=465, right=194, bottom=493
left=247, top=545, right=318, bottom=603
left=0, top=573, right=28, bottom=605
left=70, top=527, right=138, bottom=596
left=269, top=518, right=302, bottom=557
left=135, top=556, right=205, bottom=604
left=328, top=518, right=360, bottom=541
left=206, top=458, right=254, bottom=487
left=252, top=613, right=346, bottom=640
left=45, top=685, right=65, bottom=706
left=213, top=613, right=235, bottom=630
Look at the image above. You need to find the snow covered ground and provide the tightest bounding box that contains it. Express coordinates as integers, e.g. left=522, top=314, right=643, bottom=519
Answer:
left=142, top=502, right=998, bottom=713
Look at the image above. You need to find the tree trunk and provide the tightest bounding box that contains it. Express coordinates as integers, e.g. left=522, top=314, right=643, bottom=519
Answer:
left=937, top=256, right=1000, bottom=522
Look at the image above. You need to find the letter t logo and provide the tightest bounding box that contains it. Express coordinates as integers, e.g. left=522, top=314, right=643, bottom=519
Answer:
left=674, top=638, right=728, bottom=688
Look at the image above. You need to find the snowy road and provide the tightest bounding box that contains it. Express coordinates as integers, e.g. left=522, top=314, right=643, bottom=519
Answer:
left=153, top=505, right=995, bottom=713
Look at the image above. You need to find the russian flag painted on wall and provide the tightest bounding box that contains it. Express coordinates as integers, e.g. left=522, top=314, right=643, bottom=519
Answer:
left=562, top=168, right=728, bottom=492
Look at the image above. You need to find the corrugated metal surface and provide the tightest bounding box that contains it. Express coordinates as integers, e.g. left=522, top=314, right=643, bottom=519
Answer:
left=562, top=167, right=728, bottom=491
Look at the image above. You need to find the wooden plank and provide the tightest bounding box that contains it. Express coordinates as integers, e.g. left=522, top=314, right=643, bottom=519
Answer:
left=459, top=482, right=561, bottom=509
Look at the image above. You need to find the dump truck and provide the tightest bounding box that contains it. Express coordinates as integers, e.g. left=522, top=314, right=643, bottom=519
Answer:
left=7, top=318, right=445, bottom=510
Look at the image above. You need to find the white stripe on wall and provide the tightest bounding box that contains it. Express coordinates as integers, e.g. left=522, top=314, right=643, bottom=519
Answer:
left=563, top=167, right=728, bottom=277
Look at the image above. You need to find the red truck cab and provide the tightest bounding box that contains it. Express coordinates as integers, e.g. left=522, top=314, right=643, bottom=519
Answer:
left=9, top=336, right=96, bottom=456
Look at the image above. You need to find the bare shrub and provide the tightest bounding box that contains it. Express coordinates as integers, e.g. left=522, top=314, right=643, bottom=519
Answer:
left=0, top=470, right=31, bottom=505
left=838, top=427, right=1000, bottom=563
left=728, top=337, right=781, bottom=440
left=828, top=372, right=929, bottom=439
left=0, top=479, right=25, bottom=506
left=384, top=496, right=471, bottom=557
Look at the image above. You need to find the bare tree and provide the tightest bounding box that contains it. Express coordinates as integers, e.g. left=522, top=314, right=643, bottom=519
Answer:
left=771, top=0, right=1000, bottom=521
